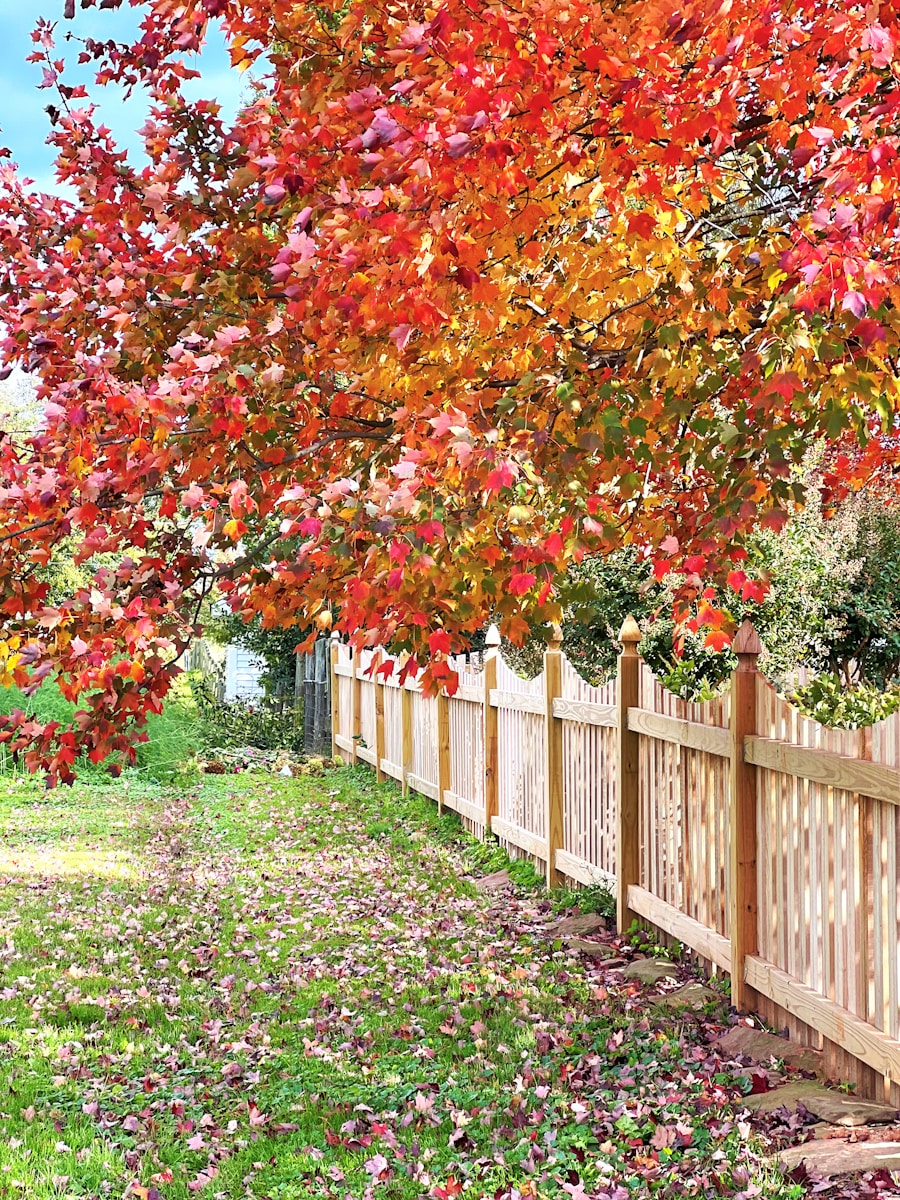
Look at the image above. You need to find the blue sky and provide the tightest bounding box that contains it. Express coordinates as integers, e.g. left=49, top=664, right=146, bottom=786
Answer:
left=0, top=1, right=246, bottom=193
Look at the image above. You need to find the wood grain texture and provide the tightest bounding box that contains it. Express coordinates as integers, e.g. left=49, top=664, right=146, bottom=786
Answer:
left=330, top=639, right=341, bottom=758
left=380, top=759, right=404, bottom=783
left=374, top=651, right=386, bottom=784
left=745, top=956, right=900, bottom=1083
left=333, top=661, right=354, bottom=678
left=493, top=657, right=547, bottom=870
left=401, top=674, right=413, bottom=795
left=627, top=708, right=732, bottom=758
left=489, top=689, right=547, bottom=715
left=483, top=652, right=500, bottom=831
left=559, top=660, right=617, bottom=881
left=447, top=659, right=487, bottom=839
left=356, top=745, right=377, bottom=766
left=406, top=772, right=439, bottom=801
left=552, top=697, right=618, bottom=727
left=334, top=733, right=354, bottom=754
left=617, top=619, right=642, bottom=932
left=555, top=848, right=615, bottom=888
left=442, top=790, right=486, bottom=826
left=729, top=624, right=760, bottom=1012
left=436, top=690, right=451, bottom=816
left=351, top=649, right=362, bottom=766
left=544, top=644, right=565, bottom=887
left=745, top=737, right=900, bottom=805
left=490, top=816, right=549, bottom=861
left=628, top=885, right=732, bottom=973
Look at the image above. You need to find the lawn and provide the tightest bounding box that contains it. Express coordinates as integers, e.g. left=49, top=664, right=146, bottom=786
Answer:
left=0, top=765, right=801, bottom=1199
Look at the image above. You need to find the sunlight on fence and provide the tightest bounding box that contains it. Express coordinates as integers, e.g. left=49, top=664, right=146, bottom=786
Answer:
left=329, top=623, right=900, bottom=1106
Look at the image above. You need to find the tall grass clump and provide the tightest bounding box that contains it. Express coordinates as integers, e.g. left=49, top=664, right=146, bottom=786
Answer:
left=0, top=672, right=203, bottom=783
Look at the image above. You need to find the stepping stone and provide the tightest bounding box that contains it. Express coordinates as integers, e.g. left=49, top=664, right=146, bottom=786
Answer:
left=742, top=1080, right=899, bottom=1126
left=649, top=982, right=721, bottom=1011
left=566, top=938, right=611, bottom=957
left=715, top=1025, right=824, bottom=1076
left=548, top=913, right=607, bottom=938
left=473, top=870, right=510, bottom=893
left=778, top=1138, right=900, bottom=1176
left=622, top=958, right=679, bottom=984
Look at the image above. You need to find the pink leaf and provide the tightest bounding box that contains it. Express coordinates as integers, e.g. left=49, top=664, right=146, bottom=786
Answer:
left=389, top=324, right=413, bottom=351
left=842, top=291, right=867, bottom=319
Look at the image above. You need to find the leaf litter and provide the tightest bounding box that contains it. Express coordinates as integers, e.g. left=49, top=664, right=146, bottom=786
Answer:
left=0, top=768, right=896, bottom=1199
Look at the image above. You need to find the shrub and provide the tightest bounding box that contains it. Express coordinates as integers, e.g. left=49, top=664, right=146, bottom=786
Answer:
left=189, top=678, right=304, bottom=754
left=790, top=674, right=900, bottom=729
left=749, top=483, right=900, bottom=690
left=638, top=620, right=735, bottom=701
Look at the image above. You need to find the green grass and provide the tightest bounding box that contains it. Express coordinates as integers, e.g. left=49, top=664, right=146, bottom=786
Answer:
left=0, top=675, right=202, bottom=784
left=0, top=767, right=801, bottom=1199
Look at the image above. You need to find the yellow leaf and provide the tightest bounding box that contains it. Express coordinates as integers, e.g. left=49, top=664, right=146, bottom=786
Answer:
left=222, top=519, right=245, bottom=541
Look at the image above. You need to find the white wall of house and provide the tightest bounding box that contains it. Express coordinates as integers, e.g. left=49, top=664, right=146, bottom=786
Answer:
left=223, top=645, right=265, bottom=700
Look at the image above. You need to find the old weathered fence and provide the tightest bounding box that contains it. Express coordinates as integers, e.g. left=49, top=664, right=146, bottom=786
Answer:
left=330, top=622, right=900, bottom=1105
left=298, top=638, right=333, bottom=755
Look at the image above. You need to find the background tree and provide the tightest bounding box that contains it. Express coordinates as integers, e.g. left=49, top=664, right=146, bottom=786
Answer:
left=1, top=0, right=900, bottom=777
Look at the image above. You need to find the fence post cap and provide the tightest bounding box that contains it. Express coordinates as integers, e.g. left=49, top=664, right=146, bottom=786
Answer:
left=485, top=624, right=502, bottom=648
left=548, top=623, right=563, bottom=650
left=618, top=615, right=642, bottom=647
left=330, top=629, right=340, bottom=640
left=734, top=618, right=763, bottom=658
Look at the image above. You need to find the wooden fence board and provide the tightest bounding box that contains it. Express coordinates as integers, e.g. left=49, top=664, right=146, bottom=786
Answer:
left=745, top=737, right=900, bottom=805
left=490, top=816, right=549, bottom=860
left=331, top=635, right=900, bottom=1104
left=380, top=759, right=404, bottom=783
left=628, top=708, right=732, bottom=758
left=407, top=772, right=439, bottom=801
left=552, top=697, right=617, bottom=727
left=746, top=956, right=900, bottom=1083
left=628, top=885, right=732, bottom=973
left=443, top=790, right=486, bottom=826
left=555, top=848, right=615, bottom=887
left=490, top=689, right=547, bottom=715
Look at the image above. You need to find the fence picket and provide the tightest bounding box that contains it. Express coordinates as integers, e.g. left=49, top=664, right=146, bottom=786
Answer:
left=330, top=626, right=900, bottom=1102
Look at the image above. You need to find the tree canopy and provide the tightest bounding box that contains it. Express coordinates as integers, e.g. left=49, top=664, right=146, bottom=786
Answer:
left=1, top=0, right=900, bottom=778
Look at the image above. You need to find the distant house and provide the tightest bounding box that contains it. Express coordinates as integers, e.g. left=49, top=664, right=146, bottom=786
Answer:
left=223, top=644, right=265, bottom=701
left=187, top=638, right=264, bottom=702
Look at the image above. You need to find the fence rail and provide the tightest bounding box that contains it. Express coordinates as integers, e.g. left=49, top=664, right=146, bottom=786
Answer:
left=330, top=622, right=900, bottom=1105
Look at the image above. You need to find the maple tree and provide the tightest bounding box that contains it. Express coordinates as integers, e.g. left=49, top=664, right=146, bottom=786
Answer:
left=1, top=0, right=900, bottom=778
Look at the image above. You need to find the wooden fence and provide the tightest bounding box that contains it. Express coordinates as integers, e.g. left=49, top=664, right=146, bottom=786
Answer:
left=299, top=638, right=332, bottom=755
left=330, top=622, right=900, bottom=1105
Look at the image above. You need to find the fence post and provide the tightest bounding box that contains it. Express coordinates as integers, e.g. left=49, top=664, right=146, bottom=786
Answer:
left=483, top=625, right=501, bottom=837
left=319, top=637, right=332, bottom=756
left=300, top=648, right=309, bottom=729
left=351, top=646, right=362, bottom=766
left=616, top=615, right=642, bottom=934
left=436, top=680, right=451, bottom=816
left=855, top=725, right=878, bottom=1099
left=374, top=649, right=386, bottom=783
left=401, top=655, right=413, bottom=795
left=308, top=642, right=320, bottom=752
left=544, top=624, right=565, bottom=887
left=330, top=633, right=340, bottom=760
left=729, top=618, right=761, bottom=1011
left=303, top=648, right=314, bottom=753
